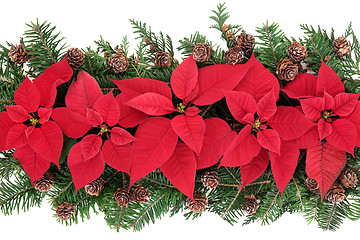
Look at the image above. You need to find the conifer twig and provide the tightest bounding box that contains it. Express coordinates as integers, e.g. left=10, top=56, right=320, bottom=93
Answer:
left=220, top=189, right=241, bottom=218
left=51, top=181, right=73, bottom=203
left=115, top=206, right=124, bottom=230
left=0, top=186, right=33, bottom=206
left=293, top=178, right=304, bottom=211
left=0, top=76, right=13, bottom=84
left=261, top=190, right=280, bottom=220
left=144, top=177, right=175, bottom=188
left=224, top=167, right=240, bottom=184
left=32, top=25, right=57, bottom=63
left=0, top=99, right=15, bottom=104
left=326, top=203, right=337, bottom=230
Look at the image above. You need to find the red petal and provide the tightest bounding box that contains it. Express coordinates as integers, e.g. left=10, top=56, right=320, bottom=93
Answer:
left=185, top=107, right=201, bottom=116
left=14, top=76, right=40, bottom=112
left=110, top=127, right=135, bottom=146
left=257, top=89, right=277, bottom=119
left=52, top=107, right=92, bottom=138
left=5, top=105, right=29, bottom=123
left=257, top=129, right=281, bottom=155
left=27, top=121, right=63, bottom=166
left=65, top=71, right=103, bottom=116
left=192, top=56, right=253, bottom=106
left=219, top=125, right=261, bottom=167
left=196, top=118, right=236, bottom=170
left=234, top=55, right=280, bottom=102
left=103, top=140, right=132, bottom=174
left=322, top=91, right=334, bottom=110
left=318, top=119, right=332, bottom=140
left=184, top=83, right=199, bottom=104
left=5, top=124, right=28, bottom=149
left=170, top=55, right=198, bottom=102
left=111, top=77, right=172, bottom=100
left=93, top=91, right=120, bottom=126
left=333, top=93, right=359, bottom=116
left=345, top=102, right=360, bottom=146
left=293, top=126, right=319, bottom=149
left=116, top=93, right=148, bottom=128
left=33, top=57, right=73, bottom=108
left=68, top=142, right=105, bottom=191
left=38, top=107, right=52, bottom=124
left=326, top=119, right=356, bottom=154
left=281, top=73, right=317, bottom=99
left=14, top=144, right=50, bottom=183
left=171, top=115, right=206, bottom=155
left=270, top=140, right=299, bottom=194
left=306, top=141, right=347, bottom=199
left=240, top=148, right=269, bottom=191
left=127, top=92, right=175, bottom=116
left=161, top=142, right=196, bottom=200
left=316, top=60, right=345, bottom=97
left=80, top=134, right=102, bottom=160
left=224, top=91, right=256, bottom=124
left=86, top=108, right=103, bottom=126
left=268, top=106, right=316, bottom=140
left=300, top=97, right=323, bottom=121
left=130, top=117, right=178, bottom=187
left=0, top=112, right=17, bottom=150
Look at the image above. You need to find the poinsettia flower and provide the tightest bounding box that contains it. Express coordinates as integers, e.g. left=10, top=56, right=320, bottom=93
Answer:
left=0, top=58, right=73, bottom=182
left=52, top=71, right=134, bottom=191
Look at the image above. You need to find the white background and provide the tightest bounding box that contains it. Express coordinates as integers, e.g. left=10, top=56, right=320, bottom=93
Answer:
left=0, top=0, right=359, bottom=239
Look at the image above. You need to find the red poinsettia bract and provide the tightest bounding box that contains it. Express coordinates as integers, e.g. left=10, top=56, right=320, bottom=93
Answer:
left=52, top=71, right=134, bottom=191
left=0, top=58, right=73, bottom=182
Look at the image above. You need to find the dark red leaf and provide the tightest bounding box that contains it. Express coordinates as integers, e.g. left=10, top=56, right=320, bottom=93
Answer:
left=127, top=92, right=175, bottom=116
left=306, top=141, right=347, bottom=199
left=130, top=117, right=178, bottom=187
left=333, top=93, right=359, bottom=117
left=281, top=73, right=317, bottom=99
left=0, top=112, right=17, bottom=150
left=316, top=60, right=345, bottom=97
left=5, top=124, right=28, bottom=149
left=326, top=119, right=356, bottom=154
left=93, top=91, right=120, bottom=126
left=270, top=140, right=299, bottom=194
left=110, top=127, right=135, bottom=146
left=103, top=140, right=132, bottom=174
left=224, top=91, right=256, bottom=124
left=38, top=107, right=52, bottom=124
left=257, top=90, right=277, bottom=120
left=86, top=108, right=103, bottom=126
left=345, top=102, right=360, bottom=147
left=322, top=91, right=334, bottom=110
left=116, top=93, right=148, bottom=128
left=65, top=71, right=103, bottom=116
left=196, top=118, right=236, bottom=170
left=300, top=97, right=323, bottom=121
left=293, top=126, right=319, bottom=149
left=257, top=129, right=281, bottom=155
left=318, top=118, right=332, bottom=140
left=240, top=148, right=269, bottom=191
left=219, top=125, right=261, bottom=167
left=171, top=114, right=206, bottom=155
left=14, top=76, right=40, bottom=113
left=185, top=107, right=201, bottom=116
left=170, top=55, right=198, bottom=102
left=161, top=142, right=196, bottom=200
left=52, top=107, right=92, bottom=138
left=185, top=83, right=199, bottom=104
left=5, top=105, right=29, bottom=123
left=68, top=142, right=105, bottom=191
left=80, top=134, right=102, bottom=160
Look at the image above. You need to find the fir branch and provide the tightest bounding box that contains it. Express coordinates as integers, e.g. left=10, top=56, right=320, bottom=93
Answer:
left=144, top=177, right=175, bottom=188
left=261, top=190, right=280, bottom=221
left=115, top=206, right=124, bottom=230
left=220, top=189, right=241, bottom=218
left=51, top=181, right=73, bottom=203
left=224, top=167, right=240, bottom=184
left=0, top=76, right=13, bottom=84
left=293, top=178, right=304, bottom=211
left=326, top=203, right=337, bottom=231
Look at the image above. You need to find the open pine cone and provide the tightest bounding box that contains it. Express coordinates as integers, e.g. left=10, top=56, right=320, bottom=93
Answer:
left=201, top=171, right=219, bottom=189
left=132, top=184, right=151, bottom=203
left=236, top=32, right=255, bottom=52
left=304, top=177, right=320, bottom=193
left=339, top=169, right=358, bottom=188
left=186, top=192, right=207, bottom=213
left=276, top=59, right=298, bottom=81
left=33, top=171, right=54, bottom=192
left=325, top=182, right=345, bottom=204
left=287, top=42, right=308, bottom=62
left=56, top=202, right=76, bottom=221
left=333, top=36, right=351, bottom=57
left=224, top=45, right=244, bottom=65
left=85, top=178, right=104, bottom=196
left=107, top=51, right=129, bottom=73
left=67, top=48, right=85, bottom=70
left=9, top=44, right=30, bottom=64
left=243, top=195, right=260, bottom=215
left=192, top=43, right=212, bottom=62
left=114, top=188, right=131, bottom=207
left=154, top=51, right=172, bottom=68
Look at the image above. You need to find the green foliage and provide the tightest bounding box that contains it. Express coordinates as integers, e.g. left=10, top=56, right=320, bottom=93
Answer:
left=0, top=150, right=22, bottom=181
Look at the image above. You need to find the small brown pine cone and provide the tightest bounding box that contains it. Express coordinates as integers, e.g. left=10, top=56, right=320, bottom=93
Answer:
left=287, top=42, right=308, bottom=62
left=304, top=177, right=320, bottom=193
left=33, top=171, right=54, bottom=192
left=333, top=36, right=351, bottom=57
left=56, top=202, right=76, bottom=221
left=85, top=178, right=104, bottom=196
left=134, top=58, right=140, bottom=64
left=201, top=171, right=220, bottom=189
left=132, top=184, right=151, bottom=203
left=144, top=37, right=150, bottom=44
left=67, top=48, right=85, bottom=70
left=276, top=59, right=298, bottom=81
left=192, top=43, right=212, bottom=62
left=339, top=169, right=358, bottom=188
left=324, top=55, right=332, bottom=61
left=236, top=32, right=255, bottom=52
left=9, top=44, right=30, bottom=64
left=154, top=51, right=172, bottom=68
left=243, top=194, right=260, bottom=215
left=149, top=44, right=157, bottom=51
left=107, top=53, right=129, bottom=73
left=222, top=24, right=229, bottom=32
left=226, top=31, right=233, bottom=39
left=325, top=182, right=345, bottom=204
left=224, top=46, right=244, bottom=65
left=186, top=192, right=207, bottom=213
left=114, top=188, right=131, bottom=207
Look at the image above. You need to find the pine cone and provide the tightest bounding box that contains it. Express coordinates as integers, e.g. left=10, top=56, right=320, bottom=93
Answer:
left=276, top=59, right=298, bottom=81
left=186, top=192, right=207, bottom=213
left=114, top=188, right=131, bottom=207
left=9, top=44, right=30, bottom=64
left=56, top=202, right=76, bottom=221
left=339, top=169, right=358, bottom=188
left=67, top=48, right=85, bottom=70
left=149, top=44, right=157, bottom=51
left=243, top=194, right=260, bottom=215
left=107, top=51, right=129, bottom=73
left=236, top=32, right=255, bottom=52
left=333, top=36, right=351, bottom=57
left=132, top=184, right=151, bottom=203
left=222, top=24, right=229, bottom=32
left=325, top=182, right=345, bottom=204
left=201, top=171, right=219, bottom=189
left=85, top=178, right=104, bottom=196
left=304, top=177, right=320, bottom=193
left=192, top=43, right=212, bottom=62
left=144, top=37, right=150, bottom=44
left=224, top=46, right=244, bottom=65
left=33, top=171, right=54, bottom=192
left=154, top=51, right=172, bottom=68
left=287, top=42, right=308, bottom=62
